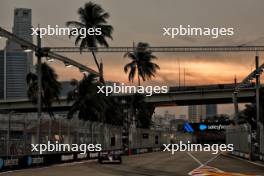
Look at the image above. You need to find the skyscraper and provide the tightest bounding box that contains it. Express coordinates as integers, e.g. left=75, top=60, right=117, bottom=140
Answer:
left=188, top=104, right=218, bottom=122
left=6, top=8, right=33, bottom=51
left=206, top=104, right=217, bottom=118
left=0, top=8, right=33, bottom=99
left=188, top=105, right=206, bottom=123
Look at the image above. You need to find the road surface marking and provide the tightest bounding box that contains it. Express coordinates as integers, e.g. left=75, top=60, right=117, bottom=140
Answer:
left=188, top=165, right=258, bottom=176
left=187, top=153, right=260, bottom=176
left=203, top=153, right=221, bottom=165
left=187, top=152, right=203, bottom=166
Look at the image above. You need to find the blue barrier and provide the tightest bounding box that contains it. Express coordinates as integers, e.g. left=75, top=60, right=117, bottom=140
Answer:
left=0, top=147, right=161, bottom=172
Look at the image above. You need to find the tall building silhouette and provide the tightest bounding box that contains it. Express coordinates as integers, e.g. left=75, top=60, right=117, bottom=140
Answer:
left=188, top=105, right=206, bottom=123
left=206, top=104, right=217, bottom=118
left=0, top=8, right=33, bottom=99
left=188, top=104, right=217, bottom=122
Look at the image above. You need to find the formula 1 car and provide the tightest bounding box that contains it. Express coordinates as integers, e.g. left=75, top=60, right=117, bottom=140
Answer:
left=98, top=151, right=122, bottom=164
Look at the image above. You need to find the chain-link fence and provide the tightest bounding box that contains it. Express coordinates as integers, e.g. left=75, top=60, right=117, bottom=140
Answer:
left=0, top=112, right=171, bottom=157
left=260, top=123, right=264, bottom=155
left=226, top=124, right=251, bottom=153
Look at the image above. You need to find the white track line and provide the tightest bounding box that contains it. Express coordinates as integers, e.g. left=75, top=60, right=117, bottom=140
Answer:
left=203, top=152, right=222, bottom=165
left=187, top=152, right=223, bottom=175
left=187, top=152, right=203, bottom=166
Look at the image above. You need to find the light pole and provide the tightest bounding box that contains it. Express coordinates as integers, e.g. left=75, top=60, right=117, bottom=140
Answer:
left=3, top=48, right=6, bottom=100
left=255, top=53, right=260, bottom=158
left=35, top=30, right=42, bottom=144
left=6, top=111, right=12, bottom=156
left=233, top=76, right=239, bottom=124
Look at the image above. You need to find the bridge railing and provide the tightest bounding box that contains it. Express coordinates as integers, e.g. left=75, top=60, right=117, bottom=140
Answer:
left=169, top=83, right=255, bottom=93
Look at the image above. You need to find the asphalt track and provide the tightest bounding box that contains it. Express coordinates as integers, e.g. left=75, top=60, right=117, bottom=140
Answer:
left=1, top=151, right=263, bottom=176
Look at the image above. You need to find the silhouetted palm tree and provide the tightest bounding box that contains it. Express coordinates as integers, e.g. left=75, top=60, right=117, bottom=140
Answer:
left=67, top=74, right=123, bottom=143
left=67, top=74, right=123, bottom=125
left=124, top=42, right=160, bottom=86
left=66, top=2, right=113, bottom=82
left=26, top=63, right=61, bottom=118
left=130, top=94, right=154, bottom=129
left=104, top=96, right=123, bottom=126
left=67, top=74, right=106, bottom=121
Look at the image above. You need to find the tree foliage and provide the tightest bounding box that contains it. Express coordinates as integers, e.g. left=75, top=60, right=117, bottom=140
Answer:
left=67, top=74, right=123, bottom=126
left=26, top=63, right=61, bottom=118
left=124, top=42, right=159, bottom=86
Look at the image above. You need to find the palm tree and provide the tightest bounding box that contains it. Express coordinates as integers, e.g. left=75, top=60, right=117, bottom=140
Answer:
left=104, top=97, right=123, bottom=126
left=67, top=74, right=123, bottom=124
left=130, top=94, right=154, bottom=129
left=26, top=63, right=61, bottom=118
left=66, top=2, right=113, bottom=82
left=124, top=42, right=160, bottom=86
left=67, top=74, right=123, bottom=143
left=67, top=74, right=107, bottom=121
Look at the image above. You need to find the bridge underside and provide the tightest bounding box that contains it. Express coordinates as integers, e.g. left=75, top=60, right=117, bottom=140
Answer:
left=146, top=89, right=255, bottom=107
left=149, top=97, right=254, bottom=107
left=0, top=88, right=256, bottom=112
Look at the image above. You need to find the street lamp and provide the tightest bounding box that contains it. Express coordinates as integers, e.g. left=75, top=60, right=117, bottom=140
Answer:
left=46, top=57, right=54, bottom=62
left=21, top=45, right=32, bottom=52
left=64, top=61, right=72, bottom=68
left=255, top=54, right=260, bottom=159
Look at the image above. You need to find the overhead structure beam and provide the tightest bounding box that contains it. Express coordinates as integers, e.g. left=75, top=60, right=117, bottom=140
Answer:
left=235, top=61, right=264, bottom=92
left=47, top=51, right=98, bottom=75
left=0, top=26, right=37, bottom=50
left=0, top=27, right=99, bottom=76
left=49, top=46, right=264, bottom=53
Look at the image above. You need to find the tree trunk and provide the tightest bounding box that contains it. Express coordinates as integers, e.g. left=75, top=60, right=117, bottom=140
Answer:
left=137, top=71, right=141, bottom=86
left=91, top=50, right=100, bottom=70
left=99, top=62, right=105, bottom=84
left=91, top=51, right=105, bottom=83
